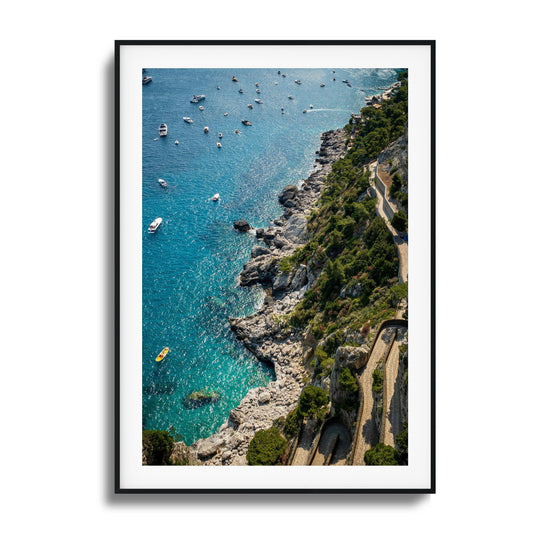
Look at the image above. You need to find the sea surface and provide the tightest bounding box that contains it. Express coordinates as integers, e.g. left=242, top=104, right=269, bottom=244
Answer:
left=142, top=67, right=400, bottom=444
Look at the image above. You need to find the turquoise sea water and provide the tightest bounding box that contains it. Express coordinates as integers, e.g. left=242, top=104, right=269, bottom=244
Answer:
left=142, top=67, right=400, bottom=444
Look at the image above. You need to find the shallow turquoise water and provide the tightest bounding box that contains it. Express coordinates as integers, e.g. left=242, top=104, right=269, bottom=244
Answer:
left=142, top=67, right=400, bottom=444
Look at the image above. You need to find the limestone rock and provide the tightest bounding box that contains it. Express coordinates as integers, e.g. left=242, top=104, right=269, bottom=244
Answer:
left=251, top=245, right=271, bottom=258
left=234, top=220, right=252, bottom=232
left=278, top=184, right=298, bottom=205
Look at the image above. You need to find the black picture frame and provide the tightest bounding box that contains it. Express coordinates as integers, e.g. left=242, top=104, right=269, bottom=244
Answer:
left=115, top=40, right=435, bottom=494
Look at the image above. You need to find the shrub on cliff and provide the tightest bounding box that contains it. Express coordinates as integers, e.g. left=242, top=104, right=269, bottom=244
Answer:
left=391, top=210, right=407, bottom=232
left=396, top=421, right=408, bottom=465
left=339, top=367, right=359, bottom=394
left=246, top=427, right=287, bottom=465
left=142, top=430, right=174, bottom=465
left=372, top=367, right=384, bottom=393
left=297, top=385, right=329, bottom=420
left=364, top=443, right=401, bottom=465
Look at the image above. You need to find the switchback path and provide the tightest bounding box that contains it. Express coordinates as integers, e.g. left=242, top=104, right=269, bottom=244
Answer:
left=310, top=420, right=350, bottom=466
left=381, top=327, right=406, bottom=447
left=351, top=327, right=396, bottom=465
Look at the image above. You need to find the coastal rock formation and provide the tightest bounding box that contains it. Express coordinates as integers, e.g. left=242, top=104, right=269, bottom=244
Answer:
left=189, top=128, right=348, bottom=466
left=234, top=220, right=252, bottom=232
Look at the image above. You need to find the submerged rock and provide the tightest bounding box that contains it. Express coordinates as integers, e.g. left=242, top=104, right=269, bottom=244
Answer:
left=183, top=388, right=221, bottom=409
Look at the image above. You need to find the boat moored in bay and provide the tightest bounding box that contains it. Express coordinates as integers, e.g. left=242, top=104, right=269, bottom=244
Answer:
left=148, top=217, right=163, bottom=233
left=159, top=123, right=168, bottom=136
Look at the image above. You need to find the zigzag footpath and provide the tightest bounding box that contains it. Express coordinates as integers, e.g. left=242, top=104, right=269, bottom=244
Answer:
left=349, top=319, right=407, bottom=465
left=381, top=326, right=407, bottom=447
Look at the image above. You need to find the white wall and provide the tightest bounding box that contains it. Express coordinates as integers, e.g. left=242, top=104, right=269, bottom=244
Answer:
left=1, top=1, right=531, bottom=532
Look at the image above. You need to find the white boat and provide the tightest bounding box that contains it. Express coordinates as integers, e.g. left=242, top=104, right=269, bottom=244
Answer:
left=217, top=142, right=222, bottom=148
left=159, top=123, right=168, bottom=136
left=216, top=85, right=221, bottom=90
left=310, top=104, right=313, bottom=109
left=142, top=76, right=152, bottom=85
left=232, top=76, right=238, bottom=82
left=218, top=132, right=223, bottom=138
left=204, top=126, right=209, bottom=133
left=238, top=89, right=244, bottom=94
left=148, top=217, right=162, bottom=233
left=175, top=140, right=179, bottom=145
left=248, top=104, right=253, bottom=109
left=183, top=117, right=194, bottom=124
left=256, top=89, right=261, bottom=94
left=241, top=120, right=252, bottom=126
left=190, top=98, right=199, bottom=103
left=320, top=83, right=325, bottom=87
left=303, top=109, right=307, bottom=113
left=224, top=112, right=229, bottom=116
left=158, top=179, right=167, bottom=188
left=212, top=193, right=220, bottom=201
left=193, top=94, right=206, bottom=101
left=295, top=79, right=302, bottom=85
left=254, top=99, right=263, bottom=104
left=199, top=106, right=204, bottom=111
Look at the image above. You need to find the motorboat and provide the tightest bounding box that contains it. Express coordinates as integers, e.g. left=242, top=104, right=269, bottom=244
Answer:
left=254, top=99, right=263, bottom=104
left=303, top=109, right=307, bottom=113
left=281, top=107, right=284, bottom=114
left=159, top=123, right=168, bottom=136
left=218, top=132, right=223, bottom=138
left=190, top=98, right=199, bottom=103
left=158, top=179, right=167, bottom=188
left=346, top=82, right=352, bottom=87
left=194, top=95, right=206, bottom=101
left=232, top=76, right=238, bottom=82
left=282, top=74, right=286, bottom=78
left=155, top=347, right=169, bottom=362
left=288, top=95, right=294, bottom=100
left=175, top=140, right=179, bottom=145
left=256, top=89, right=261, bottom=94
left=241, top=120, right=252, bottom=126
left=183, top=117, right=194, bottom=124
left=274, top=81, right=278, bottom=85
left=238, top=89, right=244, bottom=94
left=342, top=79, right=349, bottom=84
left=309, top=104, right=313, bottom=109
left=223, top=112, right=229, bottom=116
left=204, top=126, right=209, bottom=133
left=216, top=85, right=221, bottom=90
left=320, top=83, right=325, bottom=87
left=148, top=217, right=162, bottom=233
left=212, top=193, right=220, bottom=201
left=142, top=76, right=152, bottom=85
left=234, top=129, right=240, bottom=134
left=247, top=104, right=254, bottom=109
left=217, top=142, right=222, bottom=148
left=255, top=82, right=259, bottom=87
left=295, top=79, right=302, bottom=85
left=199, top=105, right=204, bottom=111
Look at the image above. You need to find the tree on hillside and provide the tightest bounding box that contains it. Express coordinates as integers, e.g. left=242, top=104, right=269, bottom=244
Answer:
left=142, top=430, right=174, bottom=465
left=246, top=427, right=287, bottom=465
left=364, top=443, right=401, bottom=465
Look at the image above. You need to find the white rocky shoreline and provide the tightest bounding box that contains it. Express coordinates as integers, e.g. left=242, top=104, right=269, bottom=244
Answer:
left=180, top=129, right=348, bottom=466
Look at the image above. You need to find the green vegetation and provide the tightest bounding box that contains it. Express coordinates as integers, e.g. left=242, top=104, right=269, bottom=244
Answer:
left=339, top=367, right=359, bottom=394
left=372, top=367, right=384, bottom=393
left=246, top=427, right=287, bottom=465
left=283, top=408, right=300, bottom=438
left=296, top=385, right=329, bottom=420
left=396, top=421, right=408, bottom=465
left=345, top=74, right=408, bottom=167
left=142, top=430, right=174, bottom=465
left=391, top=210, right=407, bottom=232
left=364, top=442, right=401, bottom=465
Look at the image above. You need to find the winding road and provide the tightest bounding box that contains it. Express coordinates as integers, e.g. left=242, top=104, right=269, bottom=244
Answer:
left=369, top=161, right=408, bottom=283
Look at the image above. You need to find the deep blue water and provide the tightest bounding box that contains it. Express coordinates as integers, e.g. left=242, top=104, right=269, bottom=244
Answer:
left=142, top=67, right=400, bottom=444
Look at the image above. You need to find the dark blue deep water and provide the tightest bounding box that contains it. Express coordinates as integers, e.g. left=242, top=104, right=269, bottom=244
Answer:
left=142, top=68, right=400, bottom=444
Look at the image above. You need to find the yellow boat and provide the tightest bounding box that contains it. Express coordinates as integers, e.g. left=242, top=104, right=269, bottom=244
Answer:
left=155, top=347, right=169, bottom=362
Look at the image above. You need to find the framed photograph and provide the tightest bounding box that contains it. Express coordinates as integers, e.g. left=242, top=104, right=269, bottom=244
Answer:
left=115, top=40, right=435, bottom=493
